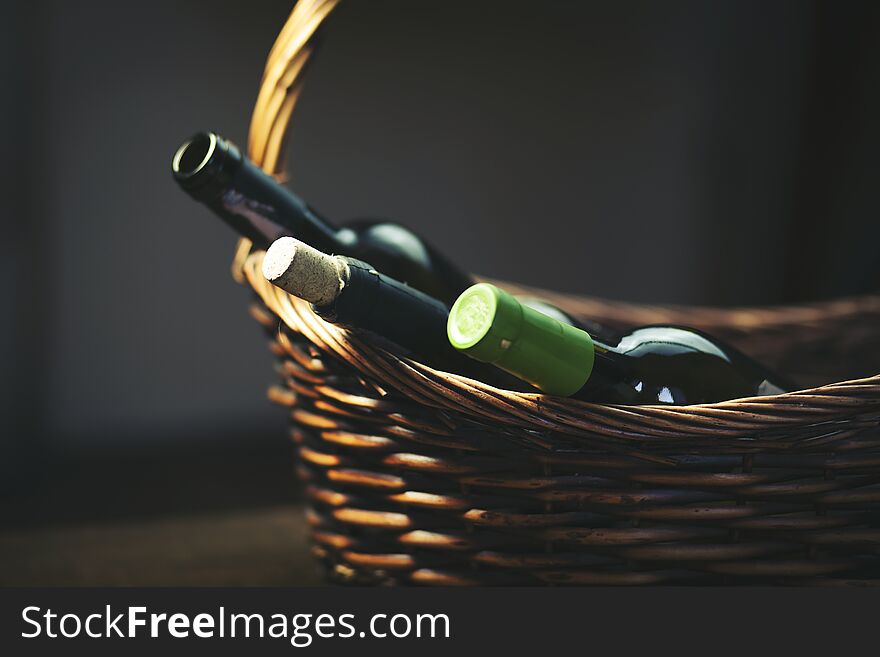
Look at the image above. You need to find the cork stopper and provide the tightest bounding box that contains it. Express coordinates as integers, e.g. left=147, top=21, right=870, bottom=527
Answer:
left=262, top=237, right=349, bottom=306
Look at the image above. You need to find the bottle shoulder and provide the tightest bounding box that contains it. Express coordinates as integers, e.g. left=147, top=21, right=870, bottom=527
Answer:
left=614, top=326, right=733, bottom=362
left=335, top=218, right=473, bottom=305
left=335, top=218, right=433, bottom=262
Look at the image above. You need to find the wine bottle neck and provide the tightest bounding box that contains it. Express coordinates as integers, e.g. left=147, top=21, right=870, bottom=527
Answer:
left=262, top=239, right=501, bottom=377
left=172, top=131, right=343, bottom=251
left=317, top=257, right=454, bottom=364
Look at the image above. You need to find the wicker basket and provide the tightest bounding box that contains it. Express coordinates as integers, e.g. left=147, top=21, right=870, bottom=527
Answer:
left=237, top=1, right=880, bottom=585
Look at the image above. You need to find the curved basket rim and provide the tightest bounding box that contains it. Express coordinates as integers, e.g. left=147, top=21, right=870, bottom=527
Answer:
left=243, top=251, right=880, bottom=446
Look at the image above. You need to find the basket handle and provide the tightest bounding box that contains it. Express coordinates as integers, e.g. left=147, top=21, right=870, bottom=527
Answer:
left=232, top=0, right=341, bottom=281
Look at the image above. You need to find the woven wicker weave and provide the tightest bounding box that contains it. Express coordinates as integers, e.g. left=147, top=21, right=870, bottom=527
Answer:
left=236, top=1, right=880, bottom=585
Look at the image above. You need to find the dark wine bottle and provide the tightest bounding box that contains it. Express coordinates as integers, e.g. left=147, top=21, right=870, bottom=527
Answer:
left=261, top=237, right=522, bottom=388
left=448, top=283, right=792, bottom=405
left=172, top=131, right=472, bottom=305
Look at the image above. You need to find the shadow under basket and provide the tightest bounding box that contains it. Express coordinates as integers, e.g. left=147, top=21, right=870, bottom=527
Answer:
left=242, top=251, right=880, bottom=586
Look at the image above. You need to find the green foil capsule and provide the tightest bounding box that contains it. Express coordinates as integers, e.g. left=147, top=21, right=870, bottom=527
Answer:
left=447, top=283, right=595, bottom=396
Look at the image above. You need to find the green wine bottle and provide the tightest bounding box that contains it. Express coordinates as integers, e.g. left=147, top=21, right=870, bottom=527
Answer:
left=447, top=283, right=792, bottom=405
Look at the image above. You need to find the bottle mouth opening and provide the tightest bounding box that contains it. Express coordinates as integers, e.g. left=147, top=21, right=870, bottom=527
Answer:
left=172, top=132, right=216, bottom=179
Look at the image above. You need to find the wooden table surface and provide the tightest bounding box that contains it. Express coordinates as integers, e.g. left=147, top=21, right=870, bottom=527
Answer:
left=0, top=504, right=323, bottom=586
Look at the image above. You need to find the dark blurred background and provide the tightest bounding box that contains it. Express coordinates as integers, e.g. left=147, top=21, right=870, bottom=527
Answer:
left=1, top=0, right=878, bottom=584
